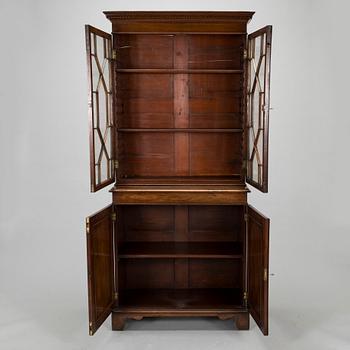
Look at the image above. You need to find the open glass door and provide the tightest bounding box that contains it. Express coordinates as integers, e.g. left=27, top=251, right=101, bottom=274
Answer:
left=247, top=205, right=269, bottom=335
left=86, top=205, right=115, bottom=335
left=85, top=25, right=115, bottom=192
left=246, top=26, right=272, bottom=193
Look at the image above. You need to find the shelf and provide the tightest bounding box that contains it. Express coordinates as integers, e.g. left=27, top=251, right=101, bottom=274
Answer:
left=116, top=68, right=243, bottom=74
left=117, top=288, right=243, bottom=311
left=118, top=242, right=242, bottom=259
left=113, top=31, right=247, bottom=35
left=115, top=176, right=243, bottom=185
left=112, top=184, right=249, bottom=205
left=118, top=128, right=243, bottom=133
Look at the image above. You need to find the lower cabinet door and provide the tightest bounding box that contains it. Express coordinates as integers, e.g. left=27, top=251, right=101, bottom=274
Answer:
left=247, top=205, right=270, bottom=335
left=86, top=204, right=115, bottom=335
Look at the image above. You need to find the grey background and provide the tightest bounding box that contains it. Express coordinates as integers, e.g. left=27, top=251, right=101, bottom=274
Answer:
left=1, top=0, right=349, bottom=349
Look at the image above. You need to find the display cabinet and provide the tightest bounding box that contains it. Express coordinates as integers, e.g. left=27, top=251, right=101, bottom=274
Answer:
left=85, top=11, right=272, bottom=335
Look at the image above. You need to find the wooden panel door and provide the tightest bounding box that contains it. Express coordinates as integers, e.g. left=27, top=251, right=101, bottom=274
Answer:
left=247, top=205, right=269, bottom=335
left=86, top=205, right=115, bottom=335
left=246, top=26, right=272, bottom=192
left=85, top=25, right=115, bottom=192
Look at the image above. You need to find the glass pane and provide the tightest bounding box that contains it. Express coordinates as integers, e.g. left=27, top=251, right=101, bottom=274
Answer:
left=99, top=87, right=107, bottom=133
left=106, top=39, right=111, bottom=59
left=258, top=56, right=265, bottom=93
left=252, top=155, right=258, bottom=182
left=252, top=88, right=260, bottom=133
left=104, top=59, right=110, bottom=89
left=107, top=93, right=113, bottom=127
left=93, top=92, right=99, bottom=126
left=105, top=127, right=111, bottom=157
left=261, top=34, right=266, bottom=55
left=94, top=129, right=101, bottom=162
left=96, top=35, right=104, bottom=65
left=91, top=55, right=100, bottom=91
left=254, top=37, right=260, bottom=61
left=100, top=152, right=108, bottom=181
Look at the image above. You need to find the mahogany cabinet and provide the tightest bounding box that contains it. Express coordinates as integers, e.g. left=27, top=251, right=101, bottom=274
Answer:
left=85, top=11, right=272, bottom=335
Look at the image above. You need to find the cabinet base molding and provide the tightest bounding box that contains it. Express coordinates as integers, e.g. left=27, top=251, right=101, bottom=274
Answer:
left=111, top=311, right=249, bottom=331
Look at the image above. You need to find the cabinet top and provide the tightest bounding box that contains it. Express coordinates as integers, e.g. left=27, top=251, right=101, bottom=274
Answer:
left=104, top=11, right=254, bottom=22
left=104, top=11, right=254, bottom=33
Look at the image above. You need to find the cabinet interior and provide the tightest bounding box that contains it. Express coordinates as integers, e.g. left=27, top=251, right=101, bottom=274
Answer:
left=116, top=205, right=245, bottom=309
left=115, top=33, right=245, bottom=182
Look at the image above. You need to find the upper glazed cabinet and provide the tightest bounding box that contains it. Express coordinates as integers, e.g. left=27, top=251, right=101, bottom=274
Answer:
left=85, top=12, right=272, bottom=193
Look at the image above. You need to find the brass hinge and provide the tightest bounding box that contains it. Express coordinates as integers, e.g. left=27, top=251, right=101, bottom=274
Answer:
left=114, top=160, right=119, bottom=169
left=263, top=268, right=268, bottom=282
left=86, top=218, right=90, bottom=234
left=89, top=322, right=93, bottom=336
left=114, top=292, right=118, bottom=300
left=243, top=291, right=248, bottom=301
left=112, top=49, right=117, bottom=60
left=111, top=212, right=117, bottom=222
left=243, top=49, right=248, bottom=60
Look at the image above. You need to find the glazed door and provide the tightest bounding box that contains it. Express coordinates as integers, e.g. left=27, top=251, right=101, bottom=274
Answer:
left=246, top=26, right=272, bottom=192
left=86, top=205, right=115, bottom=335
left=247, top=205, right=269, bottom=335
left=85, top=25, right=116, bottom=192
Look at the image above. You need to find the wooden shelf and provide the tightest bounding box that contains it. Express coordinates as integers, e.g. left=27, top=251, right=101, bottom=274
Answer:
left=118, top=242, right=242, bottom=259
left=117, top=288, right=244, bottom=311
left=118, top=128, right=243, bottom=133
left=113, top=31, right=247, bottom=35
left=116, top=68, right=243, bottom=74
left=116, top=176, right=243, bottom=185
left=112, top=184, right=249, bottom=205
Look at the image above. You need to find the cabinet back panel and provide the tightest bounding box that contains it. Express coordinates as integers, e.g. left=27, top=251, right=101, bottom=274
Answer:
left=119, top=98, right=173, bottom=114
left=117, top=73, right=173, bottom=98
left=189, top=97, right=240, bottom=114
left=188, top=35, right=245, bottom=70
left=115, top=34, right=174, bottom=69
left=189, top=133, right=242, bottom=175
left=119, top=132, right=175, bottom=177
left=119, top=205, right=243, bottom=242
left=119, top=132, right=241, bottom=178
left=117, top=74, right=243, bottom=129
left=121, top=259, right=175, bottom=289
left=189, top=259, right=242, bottom=288
left=115, top=33, right=244, bottom=179
left=115, top=34, right=244, bottom=70
left=121, top=206, right=175, bottom=241
left=119, top=258, right=242, bottom=290
left=117, top=73, right=174, bottom=128
left=188, top=206, right=243, bottom=241
left=189, top=74, right=242, bottom=128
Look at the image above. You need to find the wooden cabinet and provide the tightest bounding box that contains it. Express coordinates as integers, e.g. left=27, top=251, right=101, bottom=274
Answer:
left=85, top=11, right=272, bottom=335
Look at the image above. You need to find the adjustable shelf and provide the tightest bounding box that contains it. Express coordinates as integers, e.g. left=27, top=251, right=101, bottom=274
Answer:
left=118, top=128, right=244, bottom=133
left=118, top=242, right=243, bottom=259
left=116, top=68, right=244, bottom=74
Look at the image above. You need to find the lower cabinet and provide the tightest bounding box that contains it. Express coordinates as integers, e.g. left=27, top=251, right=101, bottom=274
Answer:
left=86, top=204, right=269, bottom=335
